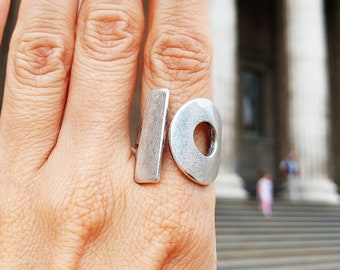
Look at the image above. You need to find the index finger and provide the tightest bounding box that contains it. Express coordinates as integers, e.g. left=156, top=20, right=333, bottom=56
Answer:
left=0, top=0, right=10, bottom=44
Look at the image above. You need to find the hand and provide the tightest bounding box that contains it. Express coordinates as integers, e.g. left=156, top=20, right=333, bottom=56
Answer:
left=0, top=0, right=216, bottom=269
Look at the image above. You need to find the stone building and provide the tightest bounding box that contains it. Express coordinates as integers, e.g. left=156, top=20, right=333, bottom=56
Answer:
left=211, top=0, right=340, bottom=203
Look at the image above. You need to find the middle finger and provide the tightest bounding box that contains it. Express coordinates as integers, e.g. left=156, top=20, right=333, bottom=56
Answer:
left=61, top=0, right=144, bottom=161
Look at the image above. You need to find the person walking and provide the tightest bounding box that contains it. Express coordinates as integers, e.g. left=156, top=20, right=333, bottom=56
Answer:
left=279, top=150, right=300, bottom=201
left=256, top=172, right=274, bottom=216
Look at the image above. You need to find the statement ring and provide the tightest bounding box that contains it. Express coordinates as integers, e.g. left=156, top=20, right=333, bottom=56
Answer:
left=134, top=89, right=221, bottom=185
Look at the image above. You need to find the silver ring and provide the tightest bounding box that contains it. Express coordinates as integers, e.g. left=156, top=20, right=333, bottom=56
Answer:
left=134, top=89, right=221, bottom=185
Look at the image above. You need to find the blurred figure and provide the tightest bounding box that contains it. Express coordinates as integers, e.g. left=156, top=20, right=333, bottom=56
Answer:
left=256, top=172, right=274, bottom=216
left=279, top=150, right=300, bottom=201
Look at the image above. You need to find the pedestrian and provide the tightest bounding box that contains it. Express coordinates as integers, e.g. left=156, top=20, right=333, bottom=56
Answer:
left=256, top=172, right=274, bottom=216
left=279, top=150, right=300, bottom=201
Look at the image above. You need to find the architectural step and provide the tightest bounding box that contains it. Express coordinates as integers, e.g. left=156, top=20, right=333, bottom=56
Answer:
left=216, top=226, right=340, bottom=235
left=216, top=199, right=340, bottom=269
left=216, top=205, right=340, bottom=215
left=248, top=262, right=340, bottom=270
left=216, top=239, right=340, bottom=251
left=216, top=220, right=340, bottom=228
left=216, top=199, right=340, bottom=210
left=216, top=207, right=340, bottom=215
left=216, top=233, right=340, bottom=243
left=217, top=254, right=340, bottom=270
left=216, top=210, right=340, bottom=219
left=217, top=246, right=340, bottom=260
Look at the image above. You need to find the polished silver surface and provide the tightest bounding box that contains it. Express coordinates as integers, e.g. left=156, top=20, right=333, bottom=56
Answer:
left=135, top=88, right=169, bottom=183
left=169, top=98, right=221, bottom=185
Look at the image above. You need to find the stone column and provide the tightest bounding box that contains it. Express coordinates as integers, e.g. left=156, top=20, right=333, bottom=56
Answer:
left=209, top=0, right=247, bottom=198
left=326, top=0, right=340, bottom=193
left=285, top=0, right=339, bottom=203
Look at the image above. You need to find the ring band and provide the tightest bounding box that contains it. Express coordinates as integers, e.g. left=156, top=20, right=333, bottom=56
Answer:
left=134, top=89, right=221, bottom=185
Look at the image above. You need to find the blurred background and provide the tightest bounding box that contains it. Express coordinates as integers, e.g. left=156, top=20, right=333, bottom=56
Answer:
left=211, top=0, right=340, bottom=203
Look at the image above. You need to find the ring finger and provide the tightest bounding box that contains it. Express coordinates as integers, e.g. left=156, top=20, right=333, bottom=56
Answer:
left=142, top=0, right=213, bottom=178
left=140, top=1, right=216, bottom=267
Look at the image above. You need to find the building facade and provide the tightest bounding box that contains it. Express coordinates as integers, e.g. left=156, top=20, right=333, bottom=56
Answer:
left=211, top=0, right=340, bottom=203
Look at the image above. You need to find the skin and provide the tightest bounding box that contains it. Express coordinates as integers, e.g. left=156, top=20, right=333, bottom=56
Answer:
left=0, top=0, right=216, bottom=269
left=0, top=0, right=10, bottom=43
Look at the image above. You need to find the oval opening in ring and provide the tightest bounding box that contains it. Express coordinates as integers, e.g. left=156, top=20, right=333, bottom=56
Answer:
left=194, top=122, right=216, bottom=156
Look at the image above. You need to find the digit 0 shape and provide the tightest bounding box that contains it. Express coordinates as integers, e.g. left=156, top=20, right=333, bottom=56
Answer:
left=169, top=98, right=222, bottom=185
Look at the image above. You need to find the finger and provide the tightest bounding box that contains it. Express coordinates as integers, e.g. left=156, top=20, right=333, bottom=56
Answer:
left=142, top=0, right=213, bottom=171
left=139, top=1, right=215, bottom=266
left=0, top=0, right=78, bottom=170
left=60, top=0, right=144, bottom=161
left=0, top=0, right=10, bottom=44
left=142, top=0, right=213, bottom=114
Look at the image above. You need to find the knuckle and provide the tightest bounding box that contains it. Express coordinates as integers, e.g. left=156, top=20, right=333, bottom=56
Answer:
left=80, top=8, right=143, bottom=62
left=146, top=33, right=212, bottom=85
left=10, top=32, right=71, bottom=89
left=42, top=172, right=112, bottom=242
left=64, top=179, right=108, bottom=230
left=142, top=191, right=194, bottom=244
left=142, top=185, right=215, bottom=247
